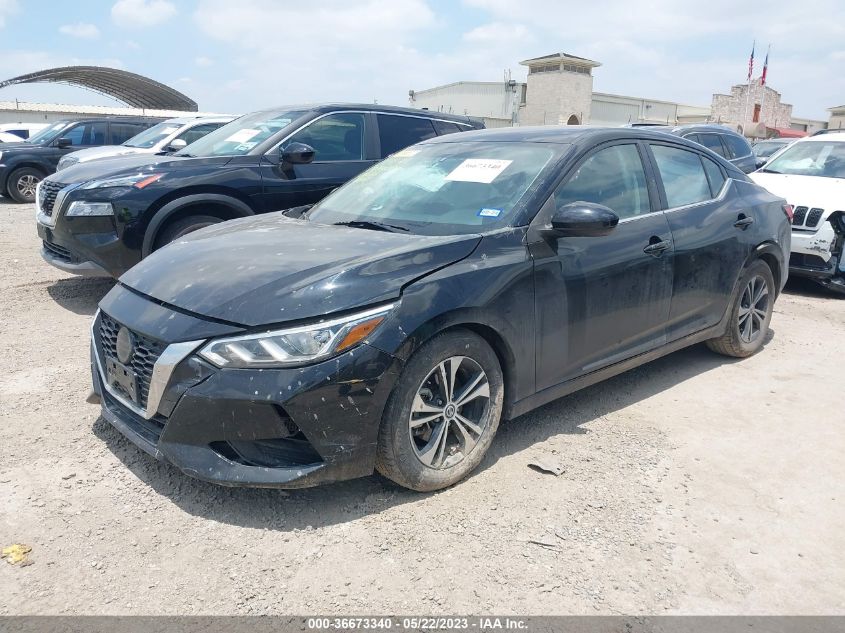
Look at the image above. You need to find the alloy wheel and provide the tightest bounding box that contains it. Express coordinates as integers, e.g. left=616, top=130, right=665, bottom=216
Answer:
left=738, top=274, right=769, bottom=344
left=17, top=174, right=39, bottom=199
left=409, top=356, right=491, bottom=469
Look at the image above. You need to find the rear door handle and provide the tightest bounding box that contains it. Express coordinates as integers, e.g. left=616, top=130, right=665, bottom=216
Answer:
left=643, top=240, right=671, bottom=255
left=734, top=215, right=754, bottom=229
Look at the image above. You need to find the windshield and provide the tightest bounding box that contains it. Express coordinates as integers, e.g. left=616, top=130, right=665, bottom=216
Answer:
left=174, top=109, right=306, bottom=157
left=123, top=121, right=183, bottom=148
left=307, top=141, right=560, bottom=236
left=764, top=141, right=845, bottom=178
left=26, top=121, right=69, bottom=145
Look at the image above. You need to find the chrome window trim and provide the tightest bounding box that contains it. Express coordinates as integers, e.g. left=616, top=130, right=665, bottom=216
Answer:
left=661, top=177, right=732, bottom=215
left=90, top=310, right=205, bottom=420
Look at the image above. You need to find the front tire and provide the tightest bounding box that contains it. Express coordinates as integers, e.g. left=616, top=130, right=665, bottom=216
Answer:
left=153, top=214, right=223, bottom=250
left=376, top=330, right=504, bottom=492
left=706, top=259, right=775, bottom=358
left=7, top=167, right=43, bottom=203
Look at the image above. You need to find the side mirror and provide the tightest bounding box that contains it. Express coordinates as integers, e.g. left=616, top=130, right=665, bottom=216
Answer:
left=280, top=142, right=315, bottom=165
left=546, top=202, right=619, bottom=237
left=167, top=138, right=188, bottom=153
left=56, top=137, right=72, bottom=148
left=755, top=157, right=767, bottom=169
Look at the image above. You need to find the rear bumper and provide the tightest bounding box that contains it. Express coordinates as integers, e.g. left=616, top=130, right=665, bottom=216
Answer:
left=91, top=309, right=403, bottom=489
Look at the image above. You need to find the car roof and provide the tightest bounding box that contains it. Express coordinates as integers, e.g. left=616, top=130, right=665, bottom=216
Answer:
left=253, top=103, right=482, bottom=125
left=795, top=131, right=845, bottom=143
left=161, top=115, right=236, bottom=125
left=45, top=116, right=163, bottom=124
left=423, top=125, right=718, bottom=145
left=668, top=123, right=740, bottom=134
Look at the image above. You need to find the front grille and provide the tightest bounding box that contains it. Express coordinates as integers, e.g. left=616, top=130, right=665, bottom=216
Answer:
left=98, top=312, right=167, bottom=409
left=806, top=208, right=824, bottom=228
left=42, top=240, right=71, bottom=262
left=39, top=180, right=66, bottom=216
left=102, top=389, right=166, bottom=446
left=792, top=206, right=808, bottom=226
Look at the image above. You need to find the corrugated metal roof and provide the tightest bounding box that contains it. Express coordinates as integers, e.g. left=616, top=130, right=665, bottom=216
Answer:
left=0, top=66, right=197, bottom=111
left=0, top=101, right=224, bottom=118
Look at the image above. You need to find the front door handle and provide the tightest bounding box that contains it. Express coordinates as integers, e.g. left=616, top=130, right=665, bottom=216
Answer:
left=643, top=239, right=671, bottom=256
left=734, top=214, right=754, bottom=229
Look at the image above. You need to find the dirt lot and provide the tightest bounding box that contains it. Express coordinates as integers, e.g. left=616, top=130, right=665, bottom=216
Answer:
left=1, top=198, right=843, bottom=615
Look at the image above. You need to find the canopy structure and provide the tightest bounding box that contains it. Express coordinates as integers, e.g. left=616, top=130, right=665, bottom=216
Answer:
left=766, top=127, right=807, bottom=139
left=0, top=66, right=197, bottom=112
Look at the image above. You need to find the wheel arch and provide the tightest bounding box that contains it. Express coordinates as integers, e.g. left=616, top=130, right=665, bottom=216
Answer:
left=141, top=193, right=255, bottom=256
left=748, top=241, right=785, bottom=296
left=390, top=310, right=521, bottom=419
left=4, top=161, right=50, bottom=186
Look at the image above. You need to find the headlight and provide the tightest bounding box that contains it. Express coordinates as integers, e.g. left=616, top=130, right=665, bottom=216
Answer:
left=57, top=156, right=78, bottom=171
left=66, top=201, right=114, bottom=217
left=79, top=173, right=163, bottom=190
left=198, top=303, right=395, bottom=368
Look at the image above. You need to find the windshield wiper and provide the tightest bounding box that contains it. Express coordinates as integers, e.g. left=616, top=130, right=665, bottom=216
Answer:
left=760, top=168, right=782, bottom=174
left=333, top=220, right=409, bottom=233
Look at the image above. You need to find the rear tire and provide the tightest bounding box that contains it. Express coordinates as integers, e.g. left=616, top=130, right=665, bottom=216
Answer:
left=153, top=214, right=223, bottom=250
left=7, top=167, right=43, bottom=203
left=706, top=259, right=775, bottom=358
left=375, top=329, right=504, bottom=492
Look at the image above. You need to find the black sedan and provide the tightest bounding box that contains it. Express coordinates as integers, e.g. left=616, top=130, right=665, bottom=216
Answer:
left=90, top=127, right=791, bottom=491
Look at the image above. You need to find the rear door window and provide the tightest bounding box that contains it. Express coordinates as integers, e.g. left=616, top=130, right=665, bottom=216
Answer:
left=722, top=133, right=752, bottom=159
left=109, top=123, right=144, bottom=144
left=377, top=114, right=437, bottom=157
left=286, top=113, right=366, bottom=161
left=693, top=133, right=728, bottom=157
left=651, top=145, right=713, bottom=208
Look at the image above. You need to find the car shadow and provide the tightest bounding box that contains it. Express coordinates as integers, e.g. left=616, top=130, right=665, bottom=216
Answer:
left=93, top=332, right=772, bottom=532
left=782, top=276, right=844, bottom=299
left=46, top=277, right=115, bottom=315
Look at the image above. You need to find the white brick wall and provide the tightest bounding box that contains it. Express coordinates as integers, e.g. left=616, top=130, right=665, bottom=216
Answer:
left=710, top=80, right=792, bottom=132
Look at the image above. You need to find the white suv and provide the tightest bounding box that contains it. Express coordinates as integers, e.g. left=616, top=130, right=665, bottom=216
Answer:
left=55, top=115, right=234, bottom=171
left=750, top=132, right=845, bottom=294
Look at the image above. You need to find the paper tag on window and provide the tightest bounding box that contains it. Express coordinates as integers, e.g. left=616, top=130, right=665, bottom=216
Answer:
left=478, top=208, right=502, bottom=217
left=445, top=159, right=513, bottom=184
left=225, top=128, right=260, bottom=143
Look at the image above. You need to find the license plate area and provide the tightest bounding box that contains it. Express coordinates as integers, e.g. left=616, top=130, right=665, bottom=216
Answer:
left=105, top=356, right=139, bottom=403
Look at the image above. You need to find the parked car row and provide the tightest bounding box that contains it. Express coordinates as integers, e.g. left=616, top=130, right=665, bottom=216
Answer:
left=24, top=102, right=800, bottom=493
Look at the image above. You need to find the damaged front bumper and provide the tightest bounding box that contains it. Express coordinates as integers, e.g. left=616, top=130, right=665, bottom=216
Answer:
left=90, top=291, right=403, bottom=489
left=789, top=217, right=845, bottom=292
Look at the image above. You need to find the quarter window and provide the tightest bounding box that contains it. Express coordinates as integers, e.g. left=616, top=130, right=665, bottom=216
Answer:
left=554, top=144, right=650, bottom=220
left=701, top=156, right=726, bottom=197
left=432, top=120, right=463, bottom=136
left=377, top=114, right=437, bottom=157
left=693, top=133, right=727, bottom=157
left=286, top=113, right=366, bottom=161
left=722, top=133, right=752, bottom=159
left=651, top=145, right=712, bottom=208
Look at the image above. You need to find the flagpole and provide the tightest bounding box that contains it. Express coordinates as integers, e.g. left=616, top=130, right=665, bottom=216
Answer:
left=743, top=40, right=755, bottom=136
left=759, top=45, right=770, bottom=137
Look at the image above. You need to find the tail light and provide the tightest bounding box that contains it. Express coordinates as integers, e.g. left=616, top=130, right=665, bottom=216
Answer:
left=782, top=204, right=794, bottom=223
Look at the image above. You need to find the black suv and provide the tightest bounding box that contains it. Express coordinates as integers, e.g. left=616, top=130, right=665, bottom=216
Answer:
left=37, top=104, right=483, bottom=277
left=638, top=124, right=757, bottom=173
left=0, top=117, right=161, bottom=203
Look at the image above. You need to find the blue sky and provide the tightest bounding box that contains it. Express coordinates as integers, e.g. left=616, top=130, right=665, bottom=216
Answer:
left=1, top=0, right=843, bottom=120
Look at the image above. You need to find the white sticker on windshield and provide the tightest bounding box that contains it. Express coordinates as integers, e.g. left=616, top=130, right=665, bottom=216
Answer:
left=225, top=128, right=260, bottom=143
left=445, top=159, right=513, bottom=184
left=478, top=208, right=502, bottom=217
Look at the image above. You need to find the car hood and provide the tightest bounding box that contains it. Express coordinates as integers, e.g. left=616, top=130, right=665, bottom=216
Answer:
left=64, top=145, right=150, bottom=163
left=119, top=214, right=482, bottom=327
left=51, top=153, right=235, bottom=185
left=750, top=172, right=845, bottom=214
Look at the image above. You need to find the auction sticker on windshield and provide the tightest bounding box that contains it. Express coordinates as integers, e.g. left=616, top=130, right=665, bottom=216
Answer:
left=445, top=159, right=513, bottom=183
left=225, top=129, right=260, bottom=144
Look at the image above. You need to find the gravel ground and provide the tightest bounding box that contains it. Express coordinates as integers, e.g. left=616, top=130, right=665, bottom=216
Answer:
left=1, top=198, right=843, bottom=615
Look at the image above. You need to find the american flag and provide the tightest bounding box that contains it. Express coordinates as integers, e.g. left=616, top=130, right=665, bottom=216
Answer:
left=747, top=41, right=756, bottom=81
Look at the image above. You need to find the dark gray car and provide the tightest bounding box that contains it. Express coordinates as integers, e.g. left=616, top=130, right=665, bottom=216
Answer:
left=637, top=124, right=757, bottom=173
